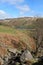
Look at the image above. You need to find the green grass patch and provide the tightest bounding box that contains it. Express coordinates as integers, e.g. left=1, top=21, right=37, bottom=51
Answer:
left=0, top=25, right=17, bottom=34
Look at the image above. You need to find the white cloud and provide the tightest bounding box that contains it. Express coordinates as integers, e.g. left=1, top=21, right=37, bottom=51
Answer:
left=0, top=0, right=33, bottom=17
left=0, top=0, right=24, bottom=4
left=16, top=5, right=30, bottom=15
left=0, top=10, right=12, bottom=19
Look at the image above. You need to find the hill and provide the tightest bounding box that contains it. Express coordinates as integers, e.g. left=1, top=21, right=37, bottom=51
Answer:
left=0, top=17, right=37, bottom=29
left=0, top=17, right=43, bottom=65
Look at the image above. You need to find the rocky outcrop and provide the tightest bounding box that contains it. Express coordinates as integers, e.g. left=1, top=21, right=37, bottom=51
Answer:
left=20, top=49, right=34, bottom=62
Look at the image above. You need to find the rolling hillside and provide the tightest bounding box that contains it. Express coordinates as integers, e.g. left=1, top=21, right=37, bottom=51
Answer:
left=0, top=17, right=37, bottom=29
left=0, top=17, right=43, bottom=65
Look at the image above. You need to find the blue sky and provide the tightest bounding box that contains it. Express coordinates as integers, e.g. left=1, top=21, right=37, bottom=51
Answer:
left=0, top=0, right=43, bottom=19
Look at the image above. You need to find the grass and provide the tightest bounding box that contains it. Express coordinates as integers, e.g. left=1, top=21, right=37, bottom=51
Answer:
left=0, top=25, right=36, bottom=51
left=0, top=25, right=30, bottom=35
left=0, top=25, right=17, bottom=34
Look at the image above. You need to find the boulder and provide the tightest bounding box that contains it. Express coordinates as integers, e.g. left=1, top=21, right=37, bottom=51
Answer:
left=20, top=49, right=34, bottom=63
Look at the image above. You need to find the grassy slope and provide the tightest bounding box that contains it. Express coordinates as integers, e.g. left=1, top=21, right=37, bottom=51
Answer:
left=0, top=17, right=43, bottom=63
left=0, top=25, right=36, bottom=51
left=1, top=17, right=43, bottom=51
left=0, top=25, right=16, bottom=34
left=0, top=17, right=36, bottom=29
